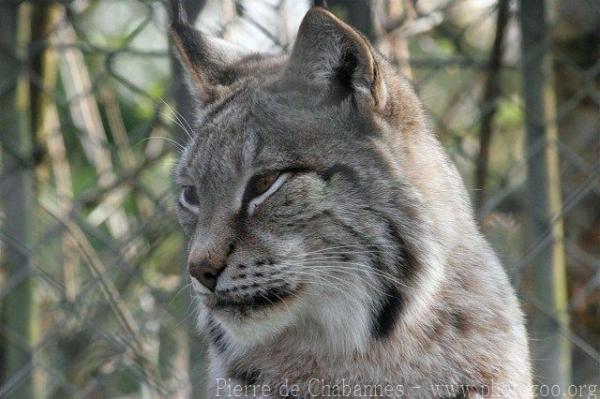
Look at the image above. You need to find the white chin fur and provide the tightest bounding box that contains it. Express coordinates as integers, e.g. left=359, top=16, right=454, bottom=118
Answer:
left=199, top=281, right=374, bottom=355
left=207, top=294, right=306, bottom=348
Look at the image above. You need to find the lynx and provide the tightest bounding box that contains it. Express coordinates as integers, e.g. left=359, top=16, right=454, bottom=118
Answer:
left=170, top=1, right=532, bottom=398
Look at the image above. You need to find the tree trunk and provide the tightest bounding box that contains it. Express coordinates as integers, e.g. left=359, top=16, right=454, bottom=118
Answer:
left=0, top=3, right=36, bottom=398
left=519, top=0, right=571, bottom=394
left=551, top=0, right=600, bottom=385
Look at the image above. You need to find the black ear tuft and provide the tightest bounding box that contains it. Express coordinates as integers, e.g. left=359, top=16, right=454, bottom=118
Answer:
left=168, top=0, right=248, bottom=104
left=170, top=0, right=187, bottom=26
left=313, top=0, right=329, bottom=9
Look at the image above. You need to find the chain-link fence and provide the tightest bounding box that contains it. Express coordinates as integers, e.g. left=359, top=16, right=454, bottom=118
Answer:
left=0, top=0, right=598, bottom=398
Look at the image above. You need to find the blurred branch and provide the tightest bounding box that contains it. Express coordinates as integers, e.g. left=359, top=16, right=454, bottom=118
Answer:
left=41, top=200, right=167, bottom=398
left=45, top=103, right=80, bottom=302
left=474, top=0, right=510, bottom=215
left=375, top=0, right=443, bottom=80
left=55, top=20, right=130, bottom=238
left=234, top=0, right=285, bottom=49
left=28, top=2, right=81, bottom=304
left=382, top=8, right=443, bottom=38
left=29, top=3, right=63, bottom=182
left=378, top=0, right=417, bottom=78
left=43, top=202, right=142, bottom=345
left=78, top=143, right=168, bottom=208
left=99, top=83, right=136, bottom=170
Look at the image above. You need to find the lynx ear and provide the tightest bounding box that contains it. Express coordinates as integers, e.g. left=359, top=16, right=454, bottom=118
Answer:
left=287, top=8, right=385, bottom=107
left=169, top=0, right=248, bottom=104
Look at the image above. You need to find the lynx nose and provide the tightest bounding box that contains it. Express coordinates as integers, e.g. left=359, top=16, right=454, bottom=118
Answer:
left=189, top=258, right=225, bottom=291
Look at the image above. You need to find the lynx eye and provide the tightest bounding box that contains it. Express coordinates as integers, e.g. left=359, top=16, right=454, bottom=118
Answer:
left=246, top=172, right=290, bottom=216
left=253, top=173, right=280, bottom=196
left=180, top=185, right=200, bottom=213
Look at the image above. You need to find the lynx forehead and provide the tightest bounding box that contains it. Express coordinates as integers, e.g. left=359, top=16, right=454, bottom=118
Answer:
left=171, top=1, right=532, bottom=397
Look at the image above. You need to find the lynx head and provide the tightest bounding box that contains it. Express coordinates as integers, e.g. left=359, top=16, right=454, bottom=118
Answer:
left=171, top=2, right=468, bottom=353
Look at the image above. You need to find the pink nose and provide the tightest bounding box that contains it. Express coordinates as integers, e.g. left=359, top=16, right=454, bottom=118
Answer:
left=189, top=259, right=224, bottom=291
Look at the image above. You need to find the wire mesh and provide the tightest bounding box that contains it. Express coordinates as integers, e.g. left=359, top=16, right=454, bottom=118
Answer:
left=0, top=0, right=598, bottom=397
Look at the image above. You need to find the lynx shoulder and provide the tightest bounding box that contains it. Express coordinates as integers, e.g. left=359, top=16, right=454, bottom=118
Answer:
left=170, top=1, right=532, bottom=397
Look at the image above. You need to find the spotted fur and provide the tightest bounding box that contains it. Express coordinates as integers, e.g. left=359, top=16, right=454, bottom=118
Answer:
left=171, top=3, right=531, bottom=398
